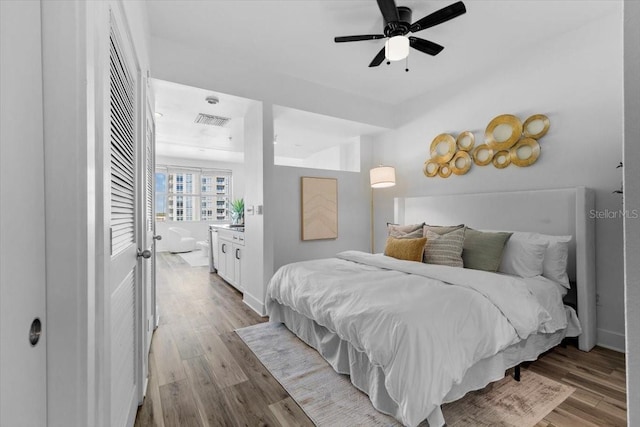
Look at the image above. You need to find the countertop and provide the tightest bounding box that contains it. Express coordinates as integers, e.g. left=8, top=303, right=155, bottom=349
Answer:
left=209, top=224, right=245, bottom=233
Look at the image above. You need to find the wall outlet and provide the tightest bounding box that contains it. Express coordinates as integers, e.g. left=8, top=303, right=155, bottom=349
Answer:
left=257, top=205, right=263, bottom=215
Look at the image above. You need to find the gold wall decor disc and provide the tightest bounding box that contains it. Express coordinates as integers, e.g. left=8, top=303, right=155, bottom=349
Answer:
left=423, top=160, right=440, bottom=177
left=485, top=114, right=523, bottom=151
left=456, top=131, right=475, bottom=152
left=438, top=163, right=453, bottom=178
left=510, top=137, right=541, bottom=167
left=451, top=151, right=472, bottom=175
left=472, top=144, right=493, bottom=166
left=523, top=114, right=550, bottom=139
left=492, top=150, right=511, bottom=168
left=430, top=133, right=456, bottom=163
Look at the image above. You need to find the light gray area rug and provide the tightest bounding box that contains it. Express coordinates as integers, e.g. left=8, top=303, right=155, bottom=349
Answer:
left=177, top=250, right=209, bottom=267
left=236, top=322, right=575, bottom=427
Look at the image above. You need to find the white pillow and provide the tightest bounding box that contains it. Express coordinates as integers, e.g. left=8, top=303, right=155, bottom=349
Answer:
left=541, top=236, right=572, bottom=288
left=498, top=238, right=548, bottom=278
left=510, top=232, right=572, bottom=288
left=483, top=230, right=573, bottom=288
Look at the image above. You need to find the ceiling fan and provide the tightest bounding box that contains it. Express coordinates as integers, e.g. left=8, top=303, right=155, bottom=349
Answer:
left=334, top=0, right=466, bottom=68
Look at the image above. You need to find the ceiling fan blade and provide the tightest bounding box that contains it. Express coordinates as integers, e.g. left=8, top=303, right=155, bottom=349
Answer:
left=334, top=34, right=386, bottom=43
left=410, top=1, right=466, bottom=33
left=368, top=47, right=387, bottom=67
left=409, top=37, right=444, bottom=56
left=376, top=0, right=399, bottom=24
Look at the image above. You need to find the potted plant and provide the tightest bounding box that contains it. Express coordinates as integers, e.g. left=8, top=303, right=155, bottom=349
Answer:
left=230, top=198, right=244, bottom=225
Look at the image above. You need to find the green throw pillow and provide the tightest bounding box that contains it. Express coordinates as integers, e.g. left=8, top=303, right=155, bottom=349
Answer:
left=462, top=229, right=512, bottom=272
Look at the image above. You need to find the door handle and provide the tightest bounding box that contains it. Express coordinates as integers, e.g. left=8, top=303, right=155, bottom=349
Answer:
left=222, top=243, right=227, bottom=254
left=235, top=248, right=240, bottom=260
left=153, top=235, right=162, bottom=241
left=29, top=318, right=42, bottom=346
left=137, top=248, right=151, bottom=259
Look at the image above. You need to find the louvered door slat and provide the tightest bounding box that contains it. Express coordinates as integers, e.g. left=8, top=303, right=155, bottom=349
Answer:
left=145, top=119, right=153, bottom=231
left=109, top=19, right=135, bottom=257
left=110, top=115, right=134, bottom=155
left=110, top=126, right=134, bottom=156
left=110, top=156, right=134, bottom=182
left=110, top=95, right=134, bottom=139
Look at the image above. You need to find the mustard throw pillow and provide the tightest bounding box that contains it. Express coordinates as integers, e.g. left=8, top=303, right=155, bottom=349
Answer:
left=384, top=236, right=427, bottom=262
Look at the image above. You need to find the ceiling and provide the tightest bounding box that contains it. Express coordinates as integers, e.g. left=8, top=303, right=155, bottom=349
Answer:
left=153, top=78, right=385, bottom=162
left=146, top=1, right=618, bottom=105
left=273, top=106, right=384, bottom=159
left=153, top=78, right=254, bottom=162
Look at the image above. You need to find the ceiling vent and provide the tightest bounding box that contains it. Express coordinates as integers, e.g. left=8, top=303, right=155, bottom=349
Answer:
left=194, top=113, right=231, bottom=127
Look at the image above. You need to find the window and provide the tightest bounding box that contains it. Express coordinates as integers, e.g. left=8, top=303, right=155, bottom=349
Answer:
left=155, top=166, right=232, bottom=222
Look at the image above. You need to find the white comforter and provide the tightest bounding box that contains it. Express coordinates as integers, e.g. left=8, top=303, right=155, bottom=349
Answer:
left=265, top=251, right=562, bottom=427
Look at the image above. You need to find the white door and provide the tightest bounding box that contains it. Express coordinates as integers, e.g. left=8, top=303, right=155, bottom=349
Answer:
left=107, top=10, right=141, bottom=427
left=138, top=97, right=156, bottom=400
left=0, top=2, right=47, bottom=425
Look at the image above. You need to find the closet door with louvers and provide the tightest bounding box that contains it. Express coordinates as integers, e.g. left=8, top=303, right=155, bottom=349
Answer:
left=140, top=98, right=155, bottom=394
left=108, top=12, right=140, bottom=427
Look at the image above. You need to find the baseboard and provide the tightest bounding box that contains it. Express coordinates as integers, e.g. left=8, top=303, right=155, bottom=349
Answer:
left=597, top=328, right=626, bottom=352
left=243, top=292, right=267, bottom=317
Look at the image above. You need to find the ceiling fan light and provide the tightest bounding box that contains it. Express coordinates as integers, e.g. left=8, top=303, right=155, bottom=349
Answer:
left=385, top=36, right=409, bottom=61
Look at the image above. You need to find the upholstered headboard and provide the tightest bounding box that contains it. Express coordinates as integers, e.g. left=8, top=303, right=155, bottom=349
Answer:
left=394, top=187, right=596, bottom=351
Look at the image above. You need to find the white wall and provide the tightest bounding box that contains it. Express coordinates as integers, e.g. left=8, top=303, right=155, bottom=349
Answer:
left=241, top=102, right=267, bottom=314
left=154, top=155, right=244, bottom=252
left=372, top=5, right=626, bottom=350
left=272, top=135, right=373, bottom=271
left=0, top=2, right=47, bottom=425
left=275, top=139, right=360, bottom=172
left=623, top=1, right=640, bottom=424
left=273, top=161, right=372, bottom=271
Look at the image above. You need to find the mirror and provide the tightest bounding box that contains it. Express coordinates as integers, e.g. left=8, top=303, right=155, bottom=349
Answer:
left=485, top=114, right=523, bottom=150
left=523, top=114, right=550, bottom=139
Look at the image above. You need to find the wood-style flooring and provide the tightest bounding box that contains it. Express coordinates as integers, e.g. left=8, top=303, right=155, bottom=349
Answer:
left=134, top=253, right=627, bottom=427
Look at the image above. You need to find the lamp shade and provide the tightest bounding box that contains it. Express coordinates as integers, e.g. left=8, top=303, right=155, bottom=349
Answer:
left=370, top=166, right=396, bottom=188
left=385, top=36, right=409, bottom=61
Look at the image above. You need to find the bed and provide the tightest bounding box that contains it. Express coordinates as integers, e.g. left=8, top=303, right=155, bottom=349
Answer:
left=265, top=187, right=596, bottom=427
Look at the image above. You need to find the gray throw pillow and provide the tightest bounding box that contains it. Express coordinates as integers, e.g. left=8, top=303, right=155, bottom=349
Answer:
left=396, top=229, right=424, bottom=239
left=423, top=224, right=465, bottom=236
left=388, top=223, right=424, bottom=238
left=462, top=229, right=513, bottom=272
